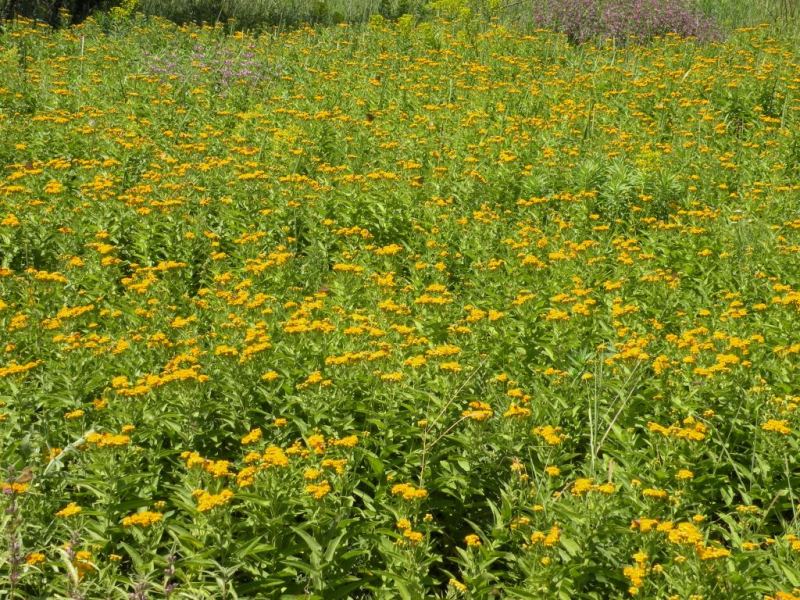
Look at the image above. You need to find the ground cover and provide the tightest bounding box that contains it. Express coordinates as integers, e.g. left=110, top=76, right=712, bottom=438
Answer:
left=1, top=13, right=800, bottom=599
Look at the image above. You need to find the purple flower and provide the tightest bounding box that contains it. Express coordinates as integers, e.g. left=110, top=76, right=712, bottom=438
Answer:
left=533, top=0, right=720, bottom=44
left=141, top=41, right=280, bottom=91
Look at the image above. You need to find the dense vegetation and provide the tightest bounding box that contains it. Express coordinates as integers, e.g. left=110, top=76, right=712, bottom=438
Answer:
left=2, top=6, right=800, bottom=600
left=4, top=0, right=428, bottom=27
left=2, top=0, right=799, bottom=33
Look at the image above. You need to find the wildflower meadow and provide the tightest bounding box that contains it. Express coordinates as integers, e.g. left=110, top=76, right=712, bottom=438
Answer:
left=2, top=3, right=800, bottom=598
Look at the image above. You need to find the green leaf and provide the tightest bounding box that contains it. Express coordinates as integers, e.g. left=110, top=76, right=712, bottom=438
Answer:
left=291, top=526, right=322, bottom=555
left=324, top=530, right=346, bottom=563
left=560, top=535, right=581, bottom=558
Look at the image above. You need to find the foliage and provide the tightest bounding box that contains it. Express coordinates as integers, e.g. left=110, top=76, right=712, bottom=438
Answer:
left=1, top=12, right=800, bottom=600
left=0, top=0, right=116, bottom=25
left=0, top=0, right=434, bottom=27
left=2, top=0, right=799, bottom=36
left=696, top=0, right=800, bottom=30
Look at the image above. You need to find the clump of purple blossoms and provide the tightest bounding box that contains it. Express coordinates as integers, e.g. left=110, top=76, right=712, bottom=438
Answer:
left=142, top=43, right=282, bottom=90
left=532, top=0, right=721, bottom=45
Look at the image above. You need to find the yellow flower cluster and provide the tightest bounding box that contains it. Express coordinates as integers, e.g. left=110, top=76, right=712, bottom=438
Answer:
left=121, top=511, right=163, bottom=528
left=305, top=481, right=332, bottom=500
left=193, top=489, right=234, bottom=512
left=55, top=502, right=82, bottom=518
left=85, top=432, right=131, bottom=447
left=391, top=483, right=428, bottom=501
left=647, top=417, right=708, bottom=441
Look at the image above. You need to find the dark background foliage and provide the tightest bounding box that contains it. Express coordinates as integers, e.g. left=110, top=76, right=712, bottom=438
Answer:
left=1, top=0, right=113, bottom=25
left=0, top=0, right=428, bottom=27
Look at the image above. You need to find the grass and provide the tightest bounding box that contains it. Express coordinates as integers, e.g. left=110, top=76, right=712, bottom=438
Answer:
left=3, top=0, right=800, bottom=32
left=134, top=0, right=417, bottom=28
left=698, top=0, right=800, bottom=25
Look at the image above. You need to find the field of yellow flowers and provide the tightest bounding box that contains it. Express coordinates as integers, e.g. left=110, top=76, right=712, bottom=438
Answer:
left=2, top=12, right=800, bottom=599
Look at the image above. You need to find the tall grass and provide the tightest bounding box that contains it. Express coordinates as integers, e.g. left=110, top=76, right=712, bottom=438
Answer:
left=2, top=0, right=799, bottom=35
left=0, top=0, right=429, bottom=27
left=696, top=0, right=800, bottom=31
left=134, top=0, right=800, bottom=32
left=134, top=0, right=426, bottom=27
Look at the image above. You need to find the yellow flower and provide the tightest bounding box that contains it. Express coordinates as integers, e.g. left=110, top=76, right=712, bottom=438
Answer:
left=74, top=550, right=93, bottom=578
left=321, top=458, right=347, bottom=474
left=403, top=529, right=424, bottom=543
left=262, top=446, right=290, bottom=468
left=44, top=180, right=64, bottom=194
left=25, top=552, right=46, bottom=566
left=391, top=483, right=428, bottom=500
left=203, top=460, right=232, bottom=478
left=2, top=481, right=29, bottom=495
left=305, top=481, right=331, bottom=499
left=404, top=355, right=427, bottom=368
left=380, top=371, right=404, bottom=382
left=544, top=524, right=560, bottom=546
left=121, top=511, right=163, bottom=528
left=1, top=213, right=20, bottom=227
left=534, top=425, right=565, bottom=445
left=236, top=466, right=257, bottom=488
left=307, top=434, right=326, bottom=454
left=194, top=489, right=234, bottom=512
left=331, top=435, right=358, bottom=448
left=652, top=354, right=671, bottom=375
left=596, top=482, right=616, bottom=494
left=85, top=432, right=130, bottom=447
left=464, top=534, right=482, bottom=547
left=241, top=427, right=262, bottom=445
left=572, top=478, right=594, bottom=495
left=462, top=401, right=493, bottom=421
left=181, top=450, right=205, bottom=468
left=631, top=518, right=659, bottom=533
left=742, top=541, right=760, bottom=551
left=304, top=468, right=322, bottom=480
left=667, top=522, right=703, bottom=545
left=642, top=488, right=668, bottom=499
left=449, top=578, right=467, bottom=592
left=762, top=419, right=791, bottom=435
left=56, top=502, right=82, bottom=518
left=696, top=545, right=731, bottom=560
left=503, top=403, right=531, bottom=418
left=439, top=361, right=462, bottom=372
